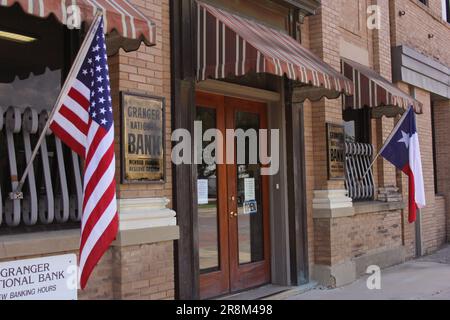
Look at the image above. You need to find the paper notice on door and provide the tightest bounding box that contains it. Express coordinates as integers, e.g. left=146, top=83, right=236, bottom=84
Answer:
left=243, top=200, right=258, bottom=215
left=244, top=178, right=256, bottom=201
left=197, top=179, right=208, bottom=205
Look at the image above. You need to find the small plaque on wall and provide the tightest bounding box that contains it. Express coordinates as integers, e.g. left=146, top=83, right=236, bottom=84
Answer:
left=326, top=123, right=345, bottom=180
left=121, top=92, right=165, bottom=183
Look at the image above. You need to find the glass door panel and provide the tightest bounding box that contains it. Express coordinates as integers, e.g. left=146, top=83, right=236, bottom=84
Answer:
left=196, top=107, right=220, bottom=273
left=235, top=112, right=265, bottom=265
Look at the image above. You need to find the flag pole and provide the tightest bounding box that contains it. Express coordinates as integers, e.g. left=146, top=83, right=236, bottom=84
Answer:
left=358, top=106, right=412, bottom=183
left=9, top=10, right=104, bottom=200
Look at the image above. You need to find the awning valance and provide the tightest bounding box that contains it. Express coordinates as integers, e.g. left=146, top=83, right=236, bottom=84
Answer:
left=197, top=1, right=353, bottom=102
left=342, top=58, right=422, bottom=117
left=0, top=0, right=156, bottom=53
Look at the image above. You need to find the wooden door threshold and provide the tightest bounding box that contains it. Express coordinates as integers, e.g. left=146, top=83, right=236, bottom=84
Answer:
left=214, top=285, right=291, bottom=301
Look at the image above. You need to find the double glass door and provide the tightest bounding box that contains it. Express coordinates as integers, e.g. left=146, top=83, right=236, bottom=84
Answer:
left=196, top=92, right=270, bottom=299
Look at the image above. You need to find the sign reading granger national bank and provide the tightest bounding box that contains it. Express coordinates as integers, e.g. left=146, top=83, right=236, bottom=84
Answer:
left=0, top=254, right=77, bottom=300
left=121, top=92, right=165, bottom=183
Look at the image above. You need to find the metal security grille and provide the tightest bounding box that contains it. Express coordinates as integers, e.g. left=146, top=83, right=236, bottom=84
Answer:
left=0, top=106, right=83, bottom=229
left=345, top=142, right=375, bottom=201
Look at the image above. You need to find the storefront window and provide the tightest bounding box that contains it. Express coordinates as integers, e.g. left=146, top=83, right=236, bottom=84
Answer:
left=0, top=5, right=81, bottom=233
left=343, top=107, right=374, bottom=201
left=343, top=108, right=371, bottom=143
left=0, top=70, right=62, bottom=112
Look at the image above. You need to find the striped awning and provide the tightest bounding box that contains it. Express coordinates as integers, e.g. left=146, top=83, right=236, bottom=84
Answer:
left=197, top=1, right=353, bottom=102
left=342, top=58, right=422, bottom=117
left=0, top=0, right=156, bottom=53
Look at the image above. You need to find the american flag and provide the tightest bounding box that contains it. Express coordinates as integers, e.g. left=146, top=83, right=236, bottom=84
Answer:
left=49, top=17, right=118, bottom=289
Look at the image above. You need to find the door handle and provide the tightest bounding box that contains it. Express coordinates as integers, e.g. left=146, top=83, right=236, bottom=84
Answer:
left=229, top=211, right=238, bottom=218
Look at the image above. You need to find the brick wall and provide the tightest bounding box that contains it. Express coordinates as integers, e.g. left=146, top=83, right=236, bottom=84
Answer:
left=427, top=0, right=446, bottom=19
left=394, top=85, right=448, bottom=257
left=313, top=217, right=331, bottom=265
left=2, top=241, right=176, bottom=300
left=109, top=0, right=172, bottom=201
left=307, top=0, right=346, bottom=192
left=87, top=0, right=174, bottom=300
left=390, top=0, right=450, bottom=255
left=307, top=0, right=405, bottom=272
left=390, top=0, right=450, bottom=66
left=330, top=211, right=402, bottom=265
left=79, top=250, right=115, bottom=299
left=108, top=241, right=175, bottom=300
left=307, top=0, right=448, bottom=280
left=0, top=0, right=175, bottom=301
left=313, top=209, right=404, bottom=267
left=432, top=100, right=450, bottom=244
left=304, top=0, right=349, bottom=269
left=302, top=101, right=316, bottom=268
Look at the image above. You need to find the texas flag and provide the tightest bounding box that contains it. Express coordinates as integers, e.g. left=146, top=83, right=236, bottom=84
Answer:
left=380, top=107, right=426, bottom=223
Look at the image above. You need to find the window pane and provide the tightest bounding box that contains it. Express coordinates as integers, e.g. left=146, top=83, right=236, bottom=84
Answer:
left=344, top=120, right=356, bottom=142
left=0, top=69, right=61, bottom=112
left=235, top=111, right=264, bottom=265
left=196, top=107, right=220, bottom=273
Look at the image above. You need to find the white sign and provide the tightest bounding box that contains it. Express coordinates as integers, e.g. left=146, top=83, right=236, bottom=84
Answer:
left=197, top=179, right=209, bottom=205
left=0, top=254, right=78, bottom=300
left=244, top=178, right=256, bottom=201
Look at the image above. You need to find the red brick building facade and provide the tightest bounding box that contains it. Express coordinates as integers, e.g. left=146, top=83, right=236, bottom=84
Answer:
left=0, top=0, right=449, bottom=300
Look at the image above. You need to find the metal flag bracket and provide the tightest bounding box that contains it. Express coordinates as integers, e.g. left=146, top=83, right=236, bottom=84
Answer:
left=9, top=191, right=24, bottom=200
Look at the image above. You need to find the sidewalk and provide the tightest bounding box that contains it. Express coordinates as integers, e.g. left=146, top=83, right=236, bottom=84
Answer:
left=287, top=245, right=450, bottom=300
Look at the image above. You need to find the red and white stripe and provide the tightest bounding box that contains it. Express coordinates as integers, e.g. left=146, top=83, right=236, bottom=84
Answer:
left=342, top=58, right=423, bottom=114
left=196, top=1, right=354, bottom=101
left=0, top=0, right=155, bottom=45
left=50, top=77, right=118, bottom=290
left=403, top=131, right=426, bottom=223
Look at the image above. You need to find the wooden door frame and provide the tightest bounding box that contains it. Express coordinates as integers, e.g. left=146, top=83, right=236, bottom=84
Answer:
left=196, top=92, right=231, bottom=299
left=171, top=2, right=311, bottom=298
left=225, top=97, right=271, bottom=292
left=196, top=93, right=271, bottom=298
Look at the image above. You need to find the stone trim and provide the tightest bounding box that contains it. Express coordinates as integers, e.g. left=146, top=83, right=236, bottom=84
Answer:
left=353, top=246, right=407, bottom=276
left=312, top=261, right=356, bottom=288
left=313, top=207, right=355, bottom=219
left=353, top=201, right=406, bottom=215
left=112, top=225, right=180, bottom=247
left=312, top=190, right=353, bottom=210
left=312, top=246, right=407, bottom=288
left=0, top=229, right=80, bottom=260
left=0, top=224, right=180, bottom=261
left=118, top=197, right=177, bottom=231
left=392, top=45, right=450, bottom=99
left=313, top=200, right=405, bottom=219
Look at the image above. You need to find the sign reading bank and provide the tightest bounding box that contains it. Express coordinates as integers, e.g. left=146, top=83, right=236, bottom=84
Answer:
left=0, top=254, right=77, bottom=300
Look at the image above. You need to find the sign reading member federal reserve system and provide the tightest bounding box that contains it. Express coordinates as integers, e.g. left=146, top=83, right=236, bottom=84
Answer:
left=326, top=123, right=345, bottom=180
left=0, top=254, right=77, bottom=300
left=121, top=92, right=165, bottom=183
